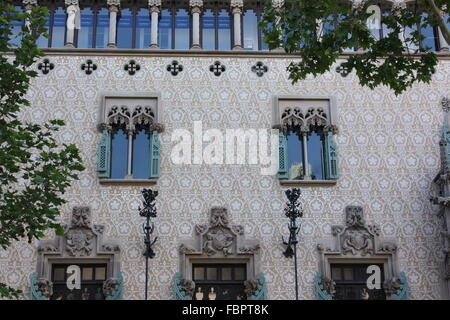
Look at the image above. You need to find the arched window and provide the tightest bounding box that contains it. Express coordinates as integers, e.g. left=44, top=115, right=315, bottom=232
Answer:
left=135, top=8, right=151, bottom=49
left=287, top=131, right=304, bottom=180
left=51, top=6, right=66, bottom=48
left=175, top=8, right=190, bottom=49
left=117, top=8, right=133, bottom=48
left=110, top=126, right=129, bottom=179
left=243, top=9, right=258, bottom=50
left=158, top=8, right=172, bottom=49
left=95, top=8, right=109, bottom=48
left=201, top=7, right=231, bottom=50
left=77, top=7, right=94, bottom=48
left=8, top=5, right=23, bottom=48
left=132, top=128, right=151, bottom=179
left=201, top=8, right=215, bottom=50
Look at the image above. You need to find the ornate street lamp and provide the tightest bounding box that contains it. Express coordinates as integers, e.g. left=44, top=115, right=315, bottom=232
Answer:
left=281, top=188, right=304, bottom=300
left=139, top=188, right=158, bottom=300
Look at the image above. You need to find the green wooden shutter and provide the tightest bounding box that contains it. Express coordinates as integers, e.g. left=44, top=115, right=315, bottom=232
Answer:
left=443, top=122, right=450, bottom=168
left=325, top=131, right=338, bottom=180
left=150, top=131, right=160, bottom=178
left=97, top=129, right=111, bottom=178
left=278, top=132, right=288, bottom=179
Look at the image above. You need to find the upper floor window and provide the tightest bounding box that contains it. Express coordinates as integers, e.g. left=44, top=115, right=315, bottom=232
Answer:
left=35, top=1, right=65, bottom=48
left=276, top=97, right=338, bottom=182
left=201, top=7, right=231, bottom=50
left=242, top=2, right=269, bottom=51
left=74, top=5, right=111, bottom=48
left=404, top=12, right=439, bottom=52
left=97, top=96, right=163, bottom=181
left=159, top=3, right=190, bottom=50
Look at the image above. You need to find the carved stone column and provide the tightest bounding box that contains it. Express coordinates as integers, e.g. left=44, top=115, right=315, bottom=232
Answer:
left=230, top=0, right=243, bottom=50
left=107, top=0, right=120, bottom=48
left=65, top=0, right=79, bottom=48
left=22, top=0, right=37, bottom=30
left=148, top=0, right=161, bottom=48
left=438, top=5, right=449, bottom=51
left=190, top=0, right=203, bottom=49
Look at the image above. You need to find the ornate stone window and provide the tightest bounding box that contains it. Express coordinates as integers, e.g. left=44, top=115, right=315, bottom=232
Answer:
left=173, top=207, right=267, bottom=300
left=97, top=93, right=164, bottom=182
left=315, top=206, right=409, bottom=300
left=274, top=95, right=339, bottom=185
left=29, top=207, right=123, bottom=300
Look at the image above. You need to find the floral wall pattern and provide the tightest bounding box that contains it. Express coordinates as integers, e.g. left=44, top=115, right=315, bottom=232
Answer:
left=0, top=53, right=449, bottom=299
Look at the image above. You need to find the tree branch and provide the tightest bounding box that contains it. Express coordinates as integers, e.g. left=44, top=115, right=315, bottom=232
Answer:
left=424, top=0, right=450, bottom=46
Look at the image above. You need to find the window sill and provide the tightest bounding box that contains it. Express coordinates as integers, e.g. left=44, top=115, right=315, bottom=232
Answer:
left=99, top=178, right=158, bottom=185
left=279, top=179, right=337, bottom=187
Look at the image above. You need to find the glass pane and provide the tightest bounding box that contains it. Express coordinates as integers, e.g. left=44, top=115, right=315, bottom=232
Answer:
left=381, top=11, right=393, bottom=38
left=159, top=9, right=172, bottom=49
left=243, top=9, right=258, bottom=50
left=202, top=9, right=215, bottom=50
left=111, top=129, right=129, bottom=179
left=37, top=12, right=50, bottom=48
left=51, top=7, right=66, bottom=48
left=404, top=25, right=419, bottom=51
left=206, top=267, right=217, bottom=280
left=217, top=9, right=231, bottom=50
left=132, top=130, right=150, bottom=179
left=343, top=268, right=354, bottom=281
left=117, top=8, right=133, bottom=48
left=194, top=267, right=204, bottom=280
left=307, top=131, right=324, bottom=180
left=287, top=132, right=303, bottom=180
left=221, top=268, right=232, bottom=281
left=9, top=6, right=23, bottom=47
left=95, top=267, right=106, bottom=280
left=135, top=8, right=150, bottom=48
left=82, top=267, right=93, bottom=281
left=234, top=267, right=245, bottom=281
left=95, top=8, right=109, bottom=48
left=53, top=268, right=65, bottom=281
left=175, top=9, right=189, bottom=49
left=77, top=7, right=94, bottom=48
left=420, top=13, right=436, bottom=51
left=331, top=267, right=341, bottom=281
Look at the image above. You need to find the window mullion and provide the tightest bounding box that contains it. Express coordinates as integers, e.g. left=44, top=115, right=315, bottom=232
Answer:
left=127, top=130, right=133, bottom=178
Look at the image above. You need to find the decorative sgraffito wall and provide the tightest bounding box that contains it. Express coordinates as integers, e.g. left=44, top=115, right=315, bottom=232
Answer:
left=0, top=53, right=448, bottom=299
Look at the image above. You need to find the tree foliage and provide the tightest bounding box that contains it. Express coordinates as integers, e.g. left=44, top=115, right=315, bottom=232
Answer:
left=260, top=0, right=449, bottom=95
left=0, top=2, right=85, bottom=298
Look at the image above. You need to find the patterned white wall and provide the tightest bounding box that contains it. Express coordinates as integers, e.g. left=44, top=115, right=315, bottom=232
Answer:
left=0, top=53, right=449, bottom=300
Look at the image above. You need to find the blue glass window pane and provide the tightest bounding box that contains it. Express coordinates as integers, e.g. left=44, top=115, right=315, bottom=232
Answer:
left=117, top=8, right=133, bottom=48
left=175, top=9, right=189, bottom=49
left=37, top=12, right=50, bottom=47
left=95, top=8, right=109, bottom=48
left=404, top=25, right=419, bottom=50
left=135, top=8, right=150, bottom=48
left=51, top=7, right=66, bottom=48
left=217, top=9, right=230, bottom=50
left=287, top=132, right=303, bottom=180
left=159, top=9, right=172, bottom=49
left=243, top=9, right=258, bottom=50
left=202, top=9, right=215, bottom=50
left=77, top=7, right=94, bottom=48
left=9, top=6, right=23, bottom=47
left=132, top=130, right=151, bottom=179
left=420, top=13, right=436, bottom=51
left=307, top=132, right=324, bottom=180
left=111, top=129, right=129, bottom=179
left=261, top=22, right=271, bottom=51
left=381, top=11, right=393, bottom=38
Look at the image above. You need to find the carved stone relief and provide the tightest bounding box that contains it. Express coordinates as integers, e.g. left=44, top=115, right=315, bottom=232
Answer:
left=316, top=206, right=407, bottom=300
left=31, top=206, right=122, bottom=300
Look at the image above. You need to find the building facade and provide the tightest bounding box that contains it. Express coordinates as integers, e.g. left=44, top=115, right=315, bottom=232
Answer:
left=1, top=0, right=450, bottom=300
